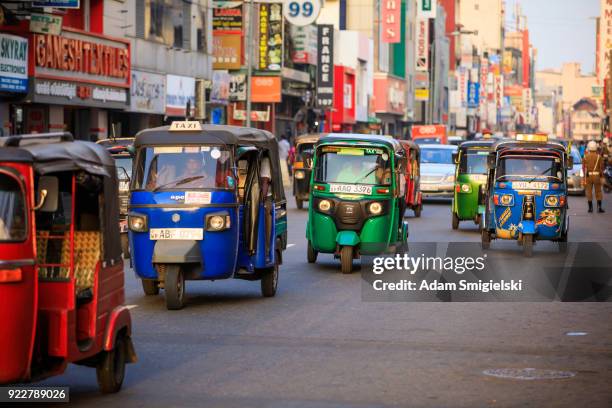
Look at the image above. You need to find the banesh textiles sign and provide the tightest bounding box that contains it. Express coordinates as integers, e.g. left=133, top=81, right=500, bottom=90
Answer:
left=31, top=29, right=130, bottom=109
left=0, top=33, right=28, bottom=93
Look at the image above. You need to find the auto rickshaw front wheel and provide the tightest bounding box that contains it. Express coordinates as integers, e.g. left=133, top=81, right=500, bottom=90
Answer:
left=96, top=333, right=127, bottom=393
left=452, top=212, right=460, bottom=230
left=165, top=265, right=186, bottom=310
left=141, top=279, right=159, bottom=296
left=261, top=250, right=280, bottom=297
left=307, top=241, right=318, bottom=263
left=481, top=230, right=490, bottom=250
left=340, top=246, right=353, bottom=274
left=296, top=198, right=304, bottom=210
left=523, top=235, right=533, bottom=257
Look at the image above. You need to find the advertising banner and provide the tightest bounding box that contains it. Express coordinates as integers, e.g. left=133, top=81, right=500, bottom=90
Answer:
left=130, top=70, right=165, bottom=114
left=290, top=24, right=317, bottom=65
left=229, top=73, right=246, bottom=101
left=381, top=0, right=401, bottom=43
left=467, top=81, right=480, bottom=109
left=251, top=76, right=282, bottom=103
left=211, top=70, right=231, bottom=104
left=0, top=33, right=28, bottom=93
left=212, top=1, right=243, bottom=34
left=258, top=3, right=283, bottom=71
left=166, top=74, right=195, bottom=116
left=316, top=24, right=334, bottom=107
left=415, top=18, right=429, bottom=72
left=213, top=34, right=242, bottom=70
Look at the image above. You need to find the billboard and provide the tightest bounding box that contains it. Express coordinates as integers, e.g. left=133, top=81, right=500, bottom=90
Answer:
left=0, top=34, right=28, bottom=93
left=381, top=0, right=401, bottom=43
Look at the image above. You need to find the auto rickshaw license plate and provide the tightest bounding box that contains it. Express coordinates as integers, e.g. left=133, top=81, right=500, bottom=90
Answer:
left=512, top=181, right=548, bottom=190
left=329, top=184, right=373, bottom=195
left=150, top=228, right=204, bottom=240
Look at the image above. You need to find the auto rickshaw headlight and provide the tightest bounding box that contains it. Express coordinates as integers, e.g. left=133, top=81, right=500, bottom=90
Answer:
left=206, top=214, right=230, bottom=231
left=368, top=202, right=383, bottom=215
left=457, top=183, right=471, bottom=193
left=294, top=170, right=306, bottom=180
left=128, top=213, right=148, bottom=232
left=318, top=199, right=332, bottom=212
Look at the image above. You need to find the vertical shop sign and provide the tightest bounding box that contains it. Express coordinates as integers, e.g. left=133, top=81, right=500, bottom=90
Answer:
left=316, top=24, right=334, bottom=107
left=258, top=3, right=283, bottom=71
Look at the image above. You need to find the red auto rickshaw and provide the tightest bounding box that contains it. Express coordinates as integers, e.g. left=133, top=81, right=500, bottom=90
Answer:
left=0, top=132, right=136, bottom=393
left=399, top=140, right=423, bottom=217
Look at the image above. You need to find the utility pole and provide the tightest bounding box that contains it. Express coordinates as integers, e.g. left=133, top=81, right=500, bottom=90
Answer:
left=245, top=0, right=255, bottom=127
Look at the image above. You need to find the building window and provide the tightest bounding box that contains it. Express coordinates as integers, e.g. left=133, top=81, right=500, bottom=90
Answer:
left=195, top=9, right=207, bottom=52
left=149, top=0, right=164, bottom=38
left=144, top=0, right=194, bottom=49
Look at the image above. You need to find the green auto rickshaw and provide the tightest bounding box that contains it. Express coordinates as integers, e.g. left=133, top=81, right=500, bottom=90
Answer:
left=306, top=134, right=409, bottom=273
left=293, top=134, right=324, bottom=209
left=451, top=140, right=495, bottom=230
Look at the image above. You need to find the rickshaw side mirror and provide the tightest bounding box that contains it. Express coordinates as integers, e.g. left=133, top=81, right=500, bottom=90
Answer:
left=452, top=152, right=459, bottom=164
left=126, top=145, right=136, bottom=157
left=35, top=176, right=59, bottom=212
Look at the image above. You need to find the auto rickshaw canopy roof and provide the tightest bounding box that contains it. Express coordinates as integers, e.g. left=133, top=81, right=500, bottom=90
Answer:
left=318, top=133, right=405, bottom=155
left=492, top=139, right=567, bottom=155
left=458, top=140, right=496, bottom=152
left=295, top=133, right=325, bottom=146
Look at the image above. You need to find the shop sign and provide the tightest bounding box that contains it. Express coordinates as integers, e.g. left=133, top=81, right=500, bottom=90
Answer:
left=290, top=24, right=317, bottom=65
left=0, top=33, right=28, bottom=93
left=283, top=0, right=321, bottom=27
left=599, top=0, right=612, bottom=84
left=33, top=0, right=79, bottom=8
left=34, top=79, right=127, bottom=104
left=374, top=74, right=405, bottom=114
left=130, top=70, right=165, bottom=114
left=467, top=81, right=479, bottom=108
left=414, top=72, right=429, bottom=89
left=479, top=58, right=488, bottom=100
left=316, top=24, right=334, bottom=107
left=281, top=67, right=309, bottom=83
left=166, top=74, right=195, bottom=117
left=415, top=18, right=429, bottom=72
left=33, top=30, right=130, bottom=87
left=212, top=1, right=243, bottom=33
left=494, top=75, right=504, bottom=109
left=213, top=34, right=241, bottom=70
left=258, top=3, right=283, bottom=71
left=211, top=70, right=231, bottom=104
left=381, top=0, right=401, bottom=43
left=30, top=13, right=63, bottom=35
left=415, top=88, right=429, bottom=101
left=229, top=74, right=246, bottom=101
left=251, top=76, right=281, bottom=103
left=458, top=68, right=468, bottom=108
left=417, top=0, right=436, bottom=19
left=195, top=79, right=206, bottom=120
left=233, top=104, right=271, bottom=122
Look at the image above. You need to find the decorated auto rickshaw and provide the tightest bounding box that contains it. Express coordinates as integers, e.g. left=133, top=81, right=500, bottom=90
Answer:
left=481, top=134, right=571, bottom=257
left=0, top=132, right=136, bottom=392
left=129, top=122, right=288, bottom=309
left=399, top=140, right=423, bottom=217
left=451, top=140, right=495, bottom=229
left=306, top=134, right=409, bottom=273
left=293, top=134, right=323, bottom=209
left=96, top=137, right=135, bottom=258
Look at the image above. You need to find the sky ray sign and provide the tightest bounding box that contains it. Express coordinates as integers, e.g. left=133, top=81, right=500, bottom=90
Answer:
left=0, top=34, right=28, bottom=93
left=316, top=25, right=334, bottom=108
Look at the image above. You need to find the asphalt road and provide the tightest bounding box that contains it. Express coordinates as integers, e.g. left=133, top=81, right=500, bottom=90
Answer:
left=40, top=195, right=612, bottom=408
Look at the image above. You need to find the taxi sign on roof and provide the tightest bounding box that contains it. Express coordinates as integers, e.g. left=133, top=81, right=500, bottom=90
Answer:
left=169, top=121, right=202, bottom=132
left=516, top=134, right=548, bottom=142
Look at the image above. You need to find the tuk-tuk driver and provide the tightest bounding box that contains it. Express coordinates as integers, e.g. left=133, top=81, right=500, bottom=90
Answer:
left=178, top=155, right=208, bottom=188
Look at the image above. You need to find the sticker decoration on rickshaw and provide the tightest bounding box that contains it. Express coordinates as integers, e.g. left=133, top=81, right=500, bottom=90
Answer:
left=185, top=191, right=212, bottom=205
left=499, top=207, right=512, bottom=227
left=338, top=148, right=365, bottom=156
left=536, top=209, right=561, bottom=228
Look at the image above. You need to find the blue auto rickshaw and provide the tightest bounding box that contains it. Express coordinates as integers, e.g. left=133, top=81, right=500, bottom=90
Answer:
left=481, top=134, right=571, bottom=257
left=128, top=122, right=288, bottom=309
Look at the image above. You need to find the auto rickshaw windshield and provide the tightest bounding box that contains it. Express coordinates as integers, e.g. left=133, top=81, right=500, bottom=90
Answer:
left=496, top=154, right=564, bottom=181
left=460, top=150, right=489, bottom=174
left=315, top=146, right=392, bottom=186
left=0, top=172, right=27, bottom=242
left=133, top=146, right=233, bottom=190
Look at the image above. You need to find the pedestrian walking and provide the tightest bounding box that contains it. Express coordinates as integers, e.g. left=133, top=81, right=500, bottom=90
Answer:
left=278, top=134, right=291, bottom=188
left=582, top=140, right=605, bottom=213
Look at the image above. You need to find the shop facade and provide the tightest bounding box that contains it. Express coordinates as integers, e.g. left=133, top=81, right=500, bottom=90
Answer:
left=373, top=73, right=407, bottom=137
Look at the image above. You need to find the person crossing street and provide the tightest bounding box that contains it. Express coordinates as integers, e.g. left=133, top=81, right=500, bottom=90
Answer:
left=582, top=141, right=605, bottom=213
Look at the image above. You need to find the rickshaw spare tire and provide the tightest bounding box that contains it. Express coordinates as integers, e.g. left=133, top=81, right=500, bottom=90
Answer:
left=340, top=246, right=353, bottom=274
left=142, top=279, right=159, bottom=296
left=261, top=250, right=279, bottom=297
left=296, top=198, right=303, bottom=210
left=307, top=241, right=318, bottom=263
left=452, top=212, right=460, bottom=230
left=165, top=265, right=185, bottom=310
left=96, top=333, right=127, bottom=393
left=523, top=235, right=533, bottom=257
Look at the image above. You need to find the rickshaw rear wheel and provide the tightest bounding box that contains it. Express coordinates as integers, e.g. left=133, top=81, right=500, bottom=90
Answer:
left=340, top=246, right=353, bottom=274
left=141, top=279, right=159, bottom=296
left=296, top=198, right=304, bottom=209
left=165, top=265, right=186, bottom=310
left=96, top=333, right=127, bottom=393
left=261, top=251, right=279, bottom=297
left=307, top=241, right=318, bottom=263
left=413, top=205, right=422, bottom=218
left=523, top=235, right=533, bottom=257
left=481, top=230, right=490, bottom=249
left=452, top=212, right=460, bottom=230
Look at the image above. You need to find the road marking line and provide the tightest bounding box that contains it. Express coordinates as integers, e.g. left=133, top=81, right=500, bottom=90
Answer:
left=287, top=244, right=295, bottom=248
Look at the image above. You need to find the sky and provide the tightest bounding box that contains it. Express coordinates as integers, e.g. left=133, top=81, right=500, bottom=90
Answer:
left=506, top=0, right=600, bottom=73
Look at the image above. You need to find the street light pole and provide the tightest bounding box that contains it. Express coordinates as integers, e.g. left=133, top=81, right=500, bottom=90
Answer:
left=245, top=0, right=255, bottom=127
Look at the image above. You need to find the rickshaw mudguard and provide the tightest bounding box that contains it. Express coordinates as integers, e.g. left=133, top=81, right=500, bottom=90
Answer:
left=103, top=306, right=137, bottom=363
left=336, top=231, right=361, bottom=247
left=520, top=220, right=536, bottom=235
left=152, top=240, right=202, bottom=264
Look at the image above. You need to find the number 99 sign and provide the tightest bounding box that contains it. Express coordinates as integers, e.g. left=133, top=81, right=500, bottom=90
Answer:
left=283, top=0, right=321, bottom=26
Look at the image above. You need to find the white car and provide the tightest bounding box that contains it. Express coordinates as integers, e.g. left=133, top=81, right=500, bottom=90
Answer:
left=419, top=144, right=458, bottom=198
left=567, top=146, right=585, bottom=195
